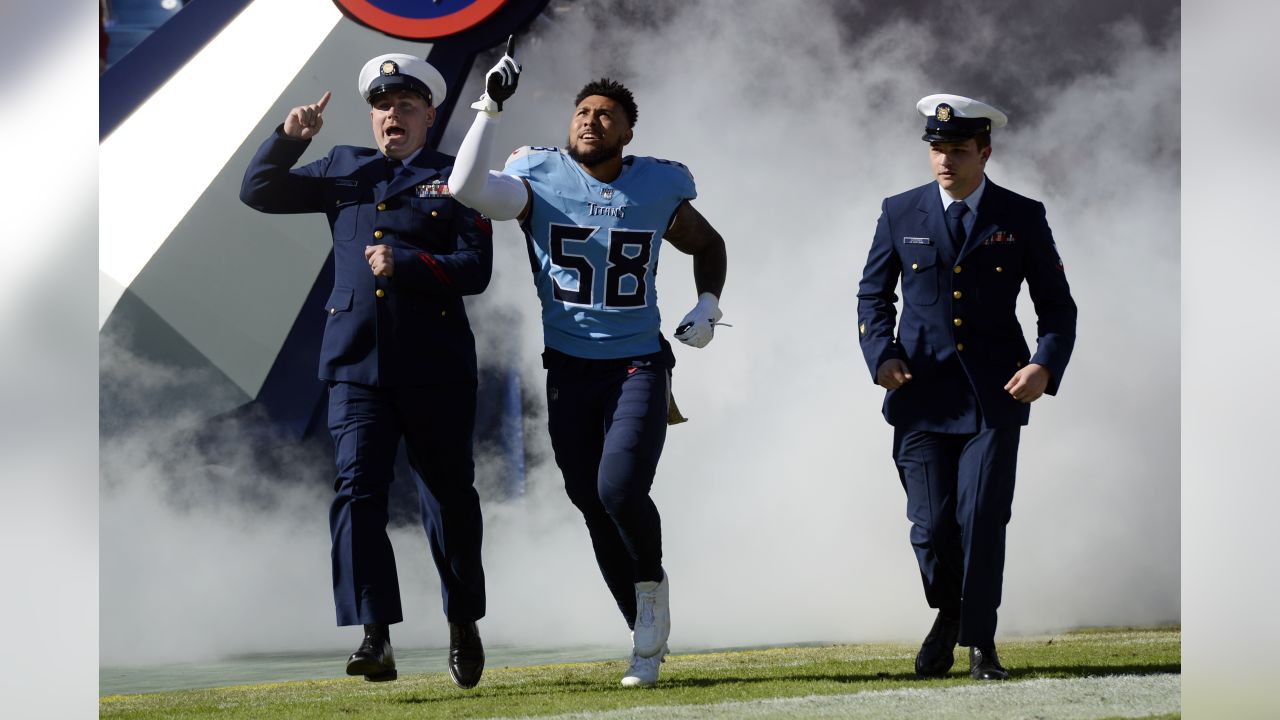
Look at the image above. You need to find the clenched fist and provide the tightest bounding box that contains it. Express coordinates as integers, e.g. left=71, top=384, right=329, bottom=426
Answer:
left=365, top=244, right=394, bottom=277
left=876, top=359, right=913, bottom=389
left=1004, top=363, right=1050, bottom=403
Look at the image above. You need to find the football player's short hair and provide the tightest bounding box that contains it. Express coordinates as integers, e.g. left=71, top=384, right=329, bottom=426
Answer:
left=574, top=78, right=638, bottom=127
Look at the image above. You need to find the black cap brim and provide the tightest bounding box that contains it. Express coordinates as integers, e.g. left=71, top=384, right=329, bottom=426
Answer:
left=367, top=76, right=433, bottom=105
left=922, top=113, right=992, bottom=142
left=922, top=129, right=986, bottom=142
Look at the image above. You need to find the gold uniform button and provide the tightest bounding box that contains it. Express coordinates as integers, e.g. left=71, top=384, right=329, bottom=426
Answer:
left=375, top=289, right=385, bottom=298
left=1016, top=360, right=1024, bottom=368
left=373, top=230, right=384, bottom=239
left=953, top=317, right=963, bottom=327
left=956, top=343, right=965, bottom=351
left=953, top=265, right=962, bottom=274
left=953, top=290, right=962, bottom=300
left=440, top=310, right=447, bottom=317
left=329, top=308, right=337, bottom=316
left=995, top=265, right=1004, bottom=273
left=376, top=202, right=386, bottom=211
left=430, top=210, right=439, bottom=218
left=911, top=262, right=919, bottom=271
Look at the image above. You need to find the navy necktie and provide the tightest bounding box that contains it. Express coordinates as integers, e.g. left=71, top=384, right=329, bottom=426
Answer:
left=946, top=201, right=969, bottom=253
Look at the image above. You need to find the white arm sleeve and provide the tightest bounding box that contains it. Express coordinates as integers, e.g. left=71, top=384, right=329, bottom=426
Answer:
left=449, top=112, right=529, bottom=221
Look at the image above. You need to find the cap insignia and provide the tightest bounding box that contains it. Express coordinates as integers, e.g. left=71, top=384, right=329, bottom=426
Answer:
left=936, top=105, right=952, bottom=122
left=380, top=61, right=399, bottom=76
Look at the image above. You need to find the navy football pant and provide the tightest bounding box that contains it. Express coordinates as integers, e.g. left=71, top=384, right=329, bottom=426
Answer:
left=545, top=350, right=670, bottom=630
left=892, top=426, right=1020, bottom=647
left=328, top=380, right=486, bottom=627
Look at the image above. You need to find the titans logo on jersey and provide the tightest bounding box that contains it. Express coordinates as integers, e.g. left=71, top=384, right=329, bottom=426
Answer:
left=504, top=146, right=697, bottom=360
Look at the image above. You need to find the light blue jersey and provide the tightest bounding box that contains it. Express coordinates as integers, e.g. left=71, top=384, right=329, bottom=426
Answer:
left=504, top=146, right=696, bottom=359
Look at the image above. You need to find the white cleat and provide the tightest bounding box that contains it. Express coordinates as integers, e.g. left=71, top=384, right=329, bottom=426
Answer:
left=632, top=572, right=670, bottom=658
left=621, top=644, right=667, bottom=687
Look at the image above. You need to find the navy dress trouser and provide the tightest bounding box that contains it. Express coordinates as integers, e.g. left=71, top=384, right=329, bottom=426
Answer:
left=328, top=380, right=486, bottom=626
left=892, top=426, right=1021, bottom=647
left=544, top=349, right=670, bottom=629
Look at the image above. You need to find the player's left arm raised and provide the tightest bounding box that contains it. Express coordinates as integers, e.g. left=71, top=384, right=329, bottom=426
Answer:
left=664, top=200, right=728, bottom=348
left=449, top=38, right=530, bottom=221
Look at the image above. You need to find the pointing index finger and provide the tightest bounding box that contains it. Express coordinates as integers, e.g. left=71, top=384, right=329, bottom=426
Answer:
left=316, top=90, right=332, bottom=111
left=504, top=34, right=516, bottom=59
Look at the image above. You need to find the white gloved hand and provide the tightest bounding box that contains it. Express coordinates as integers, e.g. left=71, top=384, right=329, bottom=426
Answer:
left=471, top=37, right=521, bottom=115
left=674, top=292, right=723, bottom=348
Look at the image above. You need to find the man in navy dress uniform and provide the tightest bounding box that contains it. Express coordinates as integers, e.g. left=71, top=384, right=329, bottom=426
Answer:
left=240, top=54, right=493, bottom=689
left=857, top=94, right=1077, bottom=680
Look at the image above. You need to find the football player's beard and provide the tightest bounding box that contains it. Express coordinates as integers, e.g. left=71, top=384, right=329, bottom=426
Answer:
left=566, top=135, right=623, bottom=168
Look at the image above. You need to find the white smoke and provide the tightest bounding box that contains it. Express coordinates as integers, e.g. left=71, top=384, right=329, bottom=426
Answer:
left=451, top=0, right=1182, bottom=649
left=99, top=0, right=1180, bottom=666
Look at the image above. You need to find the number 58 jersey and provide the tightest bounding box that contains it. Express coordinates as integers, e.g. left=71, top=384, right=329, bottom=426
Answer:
left=504, top=146, right=697, bottom=360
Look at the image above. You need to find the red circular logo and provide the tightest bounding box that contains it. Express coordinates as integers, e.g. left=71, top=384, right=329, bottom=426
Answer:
left=333, top=0, right=508, bottom=39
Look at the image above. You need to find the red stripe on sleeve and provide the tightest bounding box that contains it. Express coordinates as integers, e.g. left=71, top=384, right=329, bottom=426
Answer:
left=416, top=252, right=452, bottom=286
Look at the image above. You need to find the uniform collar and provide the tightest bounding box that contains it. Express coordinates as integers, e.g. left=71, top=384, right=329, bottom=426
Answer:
left=938, top=175, right=987, bottom=215
left=385, top=146, right=425, bottom=167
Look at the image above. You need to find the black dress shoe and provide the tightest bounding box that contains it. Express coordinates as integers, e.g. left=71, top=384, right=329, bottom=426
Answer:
left=448, top=621, right=485, bottom=689
left=346, top=625, right=397, bottom=682
left=915, top=611, right=960, bottom=678
left=969, top=645, right=1009, bottom=680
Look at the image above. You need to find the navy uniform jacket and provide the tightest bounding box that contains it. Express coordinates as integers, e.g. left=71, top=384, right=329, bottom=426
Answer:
left=241, top=127, right=493, bottom=386
left=857, top=178, right=1076, bottom=431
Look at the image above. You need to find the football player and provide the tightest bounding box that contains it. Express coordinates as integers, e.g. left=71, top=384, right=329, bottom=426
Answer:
left=449, top=40, right=728, bottom=688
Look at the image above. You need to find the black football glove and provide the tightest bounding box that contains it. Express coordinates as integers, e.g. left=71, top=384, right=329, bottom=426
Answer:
left=471, top=35, right=521, bottom=114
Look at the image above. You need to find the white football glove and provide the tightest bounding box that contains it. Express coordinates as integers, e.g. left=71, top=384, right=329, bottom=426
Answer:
left=471, top=36, right=521, bottom=115
left=674, top=292, right=723, bottom=348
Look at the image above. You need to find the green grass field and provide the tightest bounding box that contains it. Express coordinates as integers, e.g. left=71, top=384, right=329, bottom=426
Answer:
left=100, top=626, right=1180, bottom=719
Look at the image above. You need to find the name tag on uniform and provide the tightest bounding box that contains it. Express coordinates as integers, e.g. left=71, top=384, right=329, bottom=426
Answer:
left=984, top=231, right=1016, bottom=245
left=902, top=236, right=932, bottom=245
left=417, top=180, right=451, bottom=198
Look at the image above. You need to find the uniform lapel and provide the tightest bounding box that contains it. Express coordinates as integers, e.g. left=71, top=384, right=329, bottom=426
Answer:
left=383, top=150, right=443, bottom=202
left=960, top=178, right=1002, bottom=262
left=915, top=182, right=955, bottom=266
left=356, top=154, right=388, bottom=199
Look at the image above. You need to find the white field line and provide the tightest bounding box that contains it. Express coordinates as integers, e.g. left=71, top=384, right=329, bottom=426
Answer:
left=499, top=673, right=1180, bottom=720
